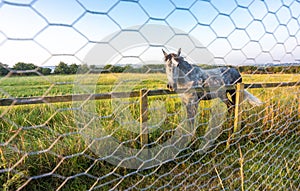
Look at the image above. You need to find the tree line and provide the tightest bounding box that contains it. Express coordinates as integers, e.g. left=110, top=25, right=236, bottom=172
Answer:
left=0, top=62, right=89, bottom=76
left=237, top=65, right=300, bottom=74
left=0, top=61, right=299, bottom=76
left=0, top=62, right=165, bottom=76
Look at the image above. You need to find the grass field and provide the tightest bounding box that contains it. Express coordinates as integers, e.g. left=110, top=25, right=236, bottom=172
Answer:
left=0, top=73, right=299, bottom=190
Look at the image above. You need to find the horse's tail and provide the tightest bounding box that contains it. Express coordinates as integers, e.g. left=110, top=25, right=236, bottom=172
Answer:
left=243, top=90, right=263, bottom=106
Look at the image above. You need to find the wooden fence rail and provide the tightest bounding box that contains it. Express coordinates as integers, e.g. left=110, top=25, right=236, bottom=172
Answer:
left=1, top=81, right=299, bottom=147
left=1, top=81, right=299, bottom=106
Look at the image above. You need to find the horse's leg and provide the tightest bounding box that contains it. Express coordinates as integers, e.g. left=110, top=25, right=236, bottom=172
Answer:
left=185, top=98, right=199, bottom=133
left=219, top=91, right=233, bottom=109
left=180, top=92, right=200, bottom=142
left=225, top=90, right=236, bottom=114
left=176, top=96, right=198, bottom=149
left=227, top=90, right=236, bottom=105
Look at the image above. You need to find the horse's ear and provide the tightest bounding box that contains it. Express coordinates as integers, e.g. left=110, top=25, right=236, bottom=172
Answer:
left=162, top=49, right=168, bottom=57
left=177, top=48, right=181, bottom=57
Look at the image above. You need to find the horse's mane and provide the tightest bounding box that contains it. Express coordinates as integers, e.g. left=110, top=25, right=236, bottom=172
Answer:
left=178, top=57, right=199, bottom=74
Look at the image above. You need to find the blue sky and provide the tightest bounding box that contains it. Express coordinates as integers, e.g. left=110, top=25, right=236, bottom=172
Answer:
left=0, top=0, right=300, bottom=67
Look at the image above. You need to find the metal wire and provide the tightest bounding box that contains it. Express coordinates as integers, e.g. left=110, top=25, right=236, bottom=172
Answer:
left=0, top=0, right=299, bottom=190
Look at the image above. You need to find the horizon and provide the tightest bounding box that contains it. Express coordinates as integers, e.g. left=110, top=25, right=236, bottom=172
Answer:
left=3, top=61, right=300, bottom=69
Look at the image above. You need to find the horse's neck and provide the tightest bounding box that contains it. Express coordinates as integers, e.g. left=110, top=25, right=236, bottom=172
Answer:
left=179, top=60, right=203, bottom=77
left=177, top=60, right=203, bottom=87
left=178, top=60, right=193, bottom=74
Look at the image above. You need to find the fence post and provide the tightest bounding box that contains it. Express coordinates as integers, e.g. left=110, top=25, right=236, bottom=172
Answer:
left=298, top=93, right=300, bottom=119
left=233, top=83, right=244, bottom=134
left=140, top=89, right=149, bottom=147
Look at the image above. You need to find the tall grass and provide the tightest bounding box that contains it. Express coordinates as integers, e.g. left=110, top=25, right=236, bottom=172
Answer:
left=0, top=73, right=299, bottom=190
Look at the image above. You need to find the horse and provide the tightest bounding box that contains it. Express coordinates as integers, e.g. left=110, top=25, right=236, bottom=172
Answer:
left=162, top=48, right=262, bottom=128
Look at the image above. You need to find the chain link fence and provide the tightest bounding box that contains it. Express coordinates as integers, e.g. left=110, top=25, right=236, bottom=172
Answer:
left=0, top=0, right=300, bottom=190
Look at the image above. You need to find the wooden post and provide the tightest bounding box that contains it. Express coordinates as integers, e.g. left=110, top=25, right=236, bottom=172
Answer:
left=233, top=83, right=244, bottom=134
left=298, top=93, right=300, bottom=119
left=140, top=89, right=149, bottom=147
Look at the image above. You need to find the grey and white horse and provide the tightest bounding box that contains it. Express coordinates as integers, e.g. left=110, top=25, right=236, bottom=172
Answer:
left=162, top=48, right=262, bottom=127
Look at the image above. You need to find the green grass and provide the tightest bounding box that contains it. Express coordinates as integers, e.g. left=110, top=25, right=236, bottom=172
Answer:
left=0, top=73, right=299, bottom=190
left=0, top=73, right=167, bottom=97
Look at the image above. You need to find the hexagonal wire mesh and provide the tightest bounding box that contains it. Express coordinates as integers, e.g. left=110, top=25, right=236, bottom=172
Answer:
left=0, top=0, right=299, bottom=190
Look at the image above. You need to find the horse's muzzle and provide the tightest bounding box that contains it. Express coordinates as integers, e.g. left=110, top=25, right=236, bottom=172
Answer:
left=167, top=83, right=177, bottom=91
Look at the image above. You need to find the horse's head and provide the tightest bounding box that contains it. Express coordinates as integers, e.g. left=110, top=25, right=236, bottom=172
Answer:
left=162, top=48, right=183, bottom=91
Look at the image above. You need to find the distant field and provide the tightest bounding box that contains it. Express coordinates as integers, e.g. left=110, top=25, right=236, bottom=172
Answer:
left=0, top=73, right=166, bottom=98
left=0, top=73, right=299, bottom=190
left=0, top=73, right=299, bottom=98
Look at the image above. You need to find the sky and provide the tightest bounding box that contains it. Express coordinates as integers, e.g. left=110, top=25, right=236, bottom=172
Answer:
left=0, top=0, right=300, bottom=67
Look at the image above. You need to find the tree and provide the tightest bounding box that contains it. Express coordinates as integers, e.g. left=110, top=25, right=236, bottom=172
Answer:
left=111, top=65, right=125, bottom=73
left=77, top=64, right=89, bottom=74
left=38, top=67, right=52, bottom=75
left=69, top=63, right=79, bottom=74
left=13, top=62, right=38, bottom=75
left=54, top=62, right=70, bottom=74
left=123, top=65, right=134, bottom=72
left=0, top=63, right=9, bottom=76
left=13, top=62, right=36, bottom=71
left=102, top=64, right=127, bottom=73
left=103, top=64, right=113, bottom=72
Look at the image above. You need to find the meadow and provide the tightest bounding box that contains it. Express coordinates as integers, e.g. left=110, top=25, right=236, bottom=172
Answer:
left=0, top=73, right=299, bottom=190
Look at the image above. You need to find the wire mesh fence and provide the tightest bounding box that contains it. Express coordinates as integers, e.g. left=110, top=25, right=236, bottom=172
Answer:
left=0, top=0, right=300, bottom=190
